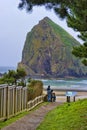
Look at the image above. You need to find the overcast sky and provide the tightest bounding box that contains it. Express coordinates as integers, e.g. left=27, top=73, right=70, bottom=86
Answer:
left=0, top=0, right=83, bottom=67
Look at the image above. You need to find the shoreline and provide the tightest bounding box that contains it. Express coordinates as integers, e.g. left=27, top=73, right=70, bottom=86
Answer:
left=43, top=90, right=87, bottom=102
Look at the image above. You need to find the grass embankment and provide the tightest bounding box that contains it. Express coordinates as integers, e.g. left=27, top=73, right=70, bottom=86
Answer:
left=0, top=102, right=48, bottom=129
left=37, top=99, right=87, bottom=130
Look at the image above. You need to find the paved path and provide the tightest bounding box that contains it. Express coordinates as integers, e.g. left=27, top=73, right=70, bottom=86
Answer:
left=2, top=102, right=62, bottom=130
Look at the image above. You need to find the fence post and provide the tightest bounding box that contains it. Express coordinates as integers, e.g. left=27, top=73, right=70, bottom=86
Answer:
left=14, top=86, right=17, bottom=115
left=12, top=87, right=15, bottom=115
left=26, top=88, right=28, bottom=110
left=0, top=88, right=3, bottom=118
left=21, top=87, right=23, bottom=111
left=6, top=86, right=9, bottom=119
left=73, top=96, right=75, bottom=102
left=3, top=87, right=6, bottom=118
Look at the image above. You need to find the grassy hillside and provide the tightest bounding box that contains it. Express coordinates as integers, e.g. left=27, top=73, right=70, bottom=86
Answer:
left=37, top=99, right=87, bottom=130
left=47, top=17, right=80, bottom=47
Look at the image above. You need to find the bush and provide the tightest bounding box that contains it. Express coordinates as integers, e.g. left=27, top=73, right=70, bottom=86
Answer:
left=27, top=80, right=43, bottom=101
left=44, top=95, right=48, bottom=102
left=17, top=81, right=26, bottom=87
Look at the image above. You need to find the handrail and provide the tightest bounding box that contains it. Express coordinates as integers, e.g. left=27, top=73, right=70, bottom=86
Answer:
left=0, top=84, right=8, bottom=89
left=27, top=95, right=45, bottom=111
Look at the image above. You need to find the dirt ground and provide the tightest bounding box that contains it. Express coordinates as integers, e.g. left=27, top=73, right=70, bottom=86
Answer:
left=2, top=102, right=62, bottom=130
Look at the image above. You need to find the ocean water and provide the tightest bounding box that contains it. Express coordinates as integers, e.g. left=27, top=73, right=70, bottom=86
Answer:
left=41, top=79, right=87, bottom=89
left=0, top=66, right=16, bottom=74
left=0, top=66, right=87, bottom=89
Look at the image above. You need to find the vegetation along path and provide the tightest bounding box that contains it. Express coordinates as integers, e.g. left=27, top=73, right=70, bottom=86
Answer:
left=2, top=102, right=62, bottom=130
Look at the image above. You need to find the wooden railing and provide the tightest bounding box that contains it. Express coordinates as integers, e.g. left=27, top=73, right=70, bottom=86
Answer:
left=0, top=84, right=44, bottom=121
left=27, top=95, right=45, bottom=111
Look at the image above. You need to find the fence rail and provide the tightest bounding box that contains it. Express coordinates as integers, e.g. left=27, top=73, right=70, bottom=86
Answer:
left=27, top=95, right=44, bottom=111
left=0, top=84, right=44, bottom=121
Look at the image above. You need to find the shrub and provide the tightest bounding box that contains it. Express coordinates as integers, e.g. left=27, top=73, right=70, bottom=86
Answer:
left=17, top=81, right=26, bottom=87
left=27, top=80, right=43, bottom=101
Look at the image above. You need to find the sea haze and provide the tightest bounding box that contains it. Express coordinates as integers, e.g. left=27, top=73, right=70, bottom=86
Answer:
left=0, top=66, right=16, bottom=74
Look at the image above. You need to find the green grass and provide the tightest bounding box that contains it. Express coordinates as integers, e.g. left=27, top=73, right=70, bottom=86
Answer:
left=37, top=99, right=87, bottom=130
left=0, top=102, right=48, bottom=129
left=47, top=19, right=80, bottom=47
left=0, top=111, right=29, bottom=129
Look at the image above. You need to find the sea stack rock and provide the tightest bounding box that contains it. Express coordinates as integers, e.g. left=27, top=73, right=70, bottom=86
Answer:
left=18, top=17, right=87, bottom=78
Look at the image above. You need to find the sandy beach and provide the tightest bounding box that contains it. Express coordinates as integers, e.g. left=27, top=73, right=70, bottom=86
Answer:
left=43, top=90, right=87, bottom=103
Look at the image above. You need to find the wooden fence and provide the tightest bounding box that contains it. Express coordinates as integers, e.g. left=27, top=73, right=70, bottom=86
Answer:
left=0, top=84, right=44, bottom=121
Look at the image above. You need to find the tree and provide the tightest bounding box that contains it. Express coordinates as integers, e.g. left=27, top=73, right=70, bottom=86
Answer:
left=18, top=0, right=87, bottom=65
left=17, top=68, right=26, bottom=79
left=0, top=70, right=16, bottom=85
left=0, top=68, right=27, bottom=86
left=17, top=68, right=27, bottom=86
left=72, top=42, right=87, bottom=66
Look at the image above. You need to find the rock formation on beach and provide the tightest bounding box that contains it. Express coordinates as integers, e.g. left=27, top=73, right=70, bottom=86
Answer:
left=18, top=17, right=87, bottom=78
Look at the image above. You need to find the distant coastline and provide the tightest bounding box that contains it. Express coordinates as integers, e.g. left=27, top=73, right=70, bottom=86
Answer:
left=0, top=66, right=16, bottom=74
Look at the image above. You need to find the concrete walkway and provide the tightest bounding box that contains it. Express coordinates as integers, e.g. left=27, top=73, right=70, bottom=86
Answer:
left=2, top=102, right=62, bottom=130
